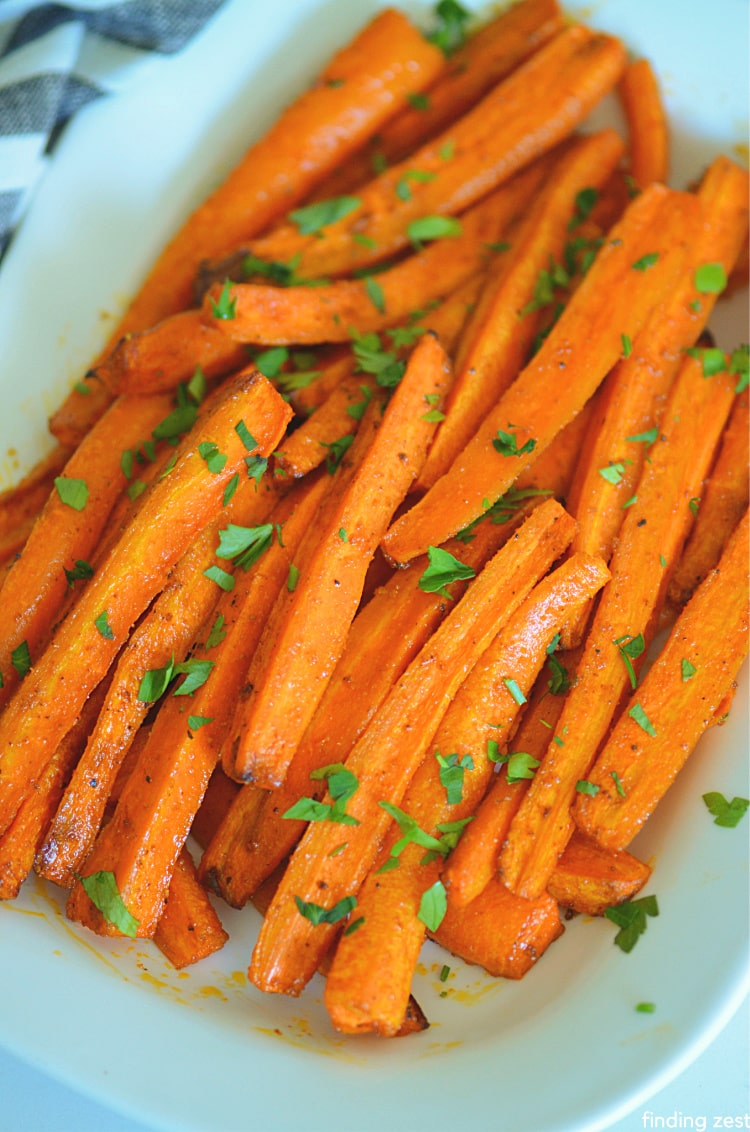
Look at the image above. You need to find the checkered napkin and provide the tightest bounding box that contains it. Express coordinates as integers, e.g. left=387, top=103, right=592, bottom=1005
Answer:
left=0, top=0, right=226, bottom=261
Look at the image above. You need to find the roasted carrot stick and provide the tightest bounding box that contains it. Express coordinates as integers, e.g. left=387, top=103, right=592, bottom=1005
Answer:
left=319, top=0, right=564, bottom=198
left=94, top=310, right=250, bottom=396
left=324, top=552, right=609, bottom=1035
left=36, top=475, right=282, bottom=888
left=190, top=768, right=241, bottom=851
left=381, top=182, right=701, bottom=564
left=498, top=352, right=737, bottom=898
left=430, top=878, right=563, bottom=979
left=546, top=831, right=652, bottom=915
left=153, top=848, right=228, bottom=969
left=65, top=472, right=329, bottom=939
left=575, top=509, right=749, bottom=850
left=226, top=332, right=453, bottom=789
left=199, top=496, right=535, bottom=907
left=0, top=443, right=70, bottom=540
left=667, top=390, right=749, bottom=610
left=238, top=26, right=626, bottom=280
left=416, top=128, right=624, bottom=489
left=618, top=58, right=669, bottom=187
left=202, top=187, right=526, bottom=345
left=0, top=393, right=174, bottom=710
left=248, top=498, right=575, bottom=995
left=0, top=369, right=291, bottom=839
left=441, top=642, right=583, bottom=908
left=564, top=154, right=749, bottom=580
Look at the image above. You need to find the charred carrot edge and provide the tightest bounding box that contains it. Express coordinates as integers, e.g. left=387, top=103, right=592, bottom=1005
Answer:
left=498, top=353, right=737, bottom=898
left=324, top=552, right=609, bottom=1036
left=0, top=393, right=175, bottom=711
left=574, top=509, right=749, bottom=850
left=442, top=641, right=584, bottom=908
left=319, top=0, right=564, bottom=198
left=416, top=128, right=624, bottom=490
left=248, top=498, right=575, bottom=995
left=381, top=183, right=701, bottom=565
left=153, top=848, right=228, bottom=969
left=564, top=154, right=749, bottom=571
left=618, top=57, right=669, bottom=187
left=95, top=310, right=250, bottom=396
left=36, top=476, right=282, bottom=888
left=546, top=831, right=652, bottom=915
left=0, top=679, right=110, bottom=900
left=430, top=878, right=564, bottom=979
left=65, top=473, right=329, bottom=938
left=0, top=369, right=291, bottom=839
left=227, top=332, right=453, bottom=789
left=202, top=187, right=525, bottom=345
left=199, top=499, right=533, bottom=907
left=667, top=390, right=749, bottom=610
left=240, top=27, right=626, bottom=281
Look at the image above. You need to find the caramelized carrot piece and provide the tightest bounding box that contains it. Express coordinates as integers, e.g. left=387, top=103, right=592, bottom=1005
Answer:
left=0, top=393, right=174, bottom=710
left=0, top=369, right=291, bottom=839
left=248, top=499, right=575, bottom=995
left=153, top=849, right=228, bottom=969
left=498, top=353, right=737, bottom=898
left=226, top=332, right=453, bottom=788
left=324, top=553, right=609, bottom=1035
left=381, top=183, right=701, bottom=564
left=618, top=58, right=669, bottom=187
left=575, top=509, right=749, bottom=850
left=416, top=128, right=624, bottom=489
left=65, top=473, right=329, bottom=938
left=240, top=27, right=626, bottom=280
left=547, top=831, right=652, bottom=915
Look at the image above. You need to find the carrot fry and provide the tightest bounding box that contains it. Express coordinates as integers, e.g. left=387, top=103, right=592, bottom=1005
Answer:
left=226, top=332, right=453, bottom=788
left=381, top=182, right=701, bottom=565
left=36, top=475, right=282, bottom=888
left=0, top=679, right=109, bottom=900
left=202, top=188, right=526, bottom=345
left=441, top=643, right=583, bottom=908
left=0, top=369, right=291, bottom=839
left=618, top=58, right=669, bottom=187
left=564, top=154, right=749, bottom=573
left=324, top=552, right=609, bottom=1035
left=47, top=379, right=117, bottom=450
left=498, top=352, right=737, bottom=898
left=0, top=443, right=70, bottom=535
left=153, top=848, right=228, bottom=969
left=667, top=390, right=749, bottom=610
left=547, top=831, right=652, bottom=915
left=238, top=26, right=626, bottom=280
left=248, top=498, right=575, bottom=995
left=574, top=509, right=749, bottom=850
left=430, top=878, right=563, bottom=979
left=319, top=0, right=564, bottom=197
left=65, top=472, right=329, bottom=938
left=0, top=393, right=174, bottom=710
left=94, top=310, right=250, bottom=396
left=416, top=128, right=624, bottom=489
left=199, top=498, right=534, bottom=907
left=190, top=768, right=241, bottom=851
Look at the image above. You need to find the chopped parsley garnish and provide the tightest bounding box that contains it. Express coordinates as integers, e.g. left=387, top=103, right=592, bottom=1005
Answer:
left=701, top=792, right=749, bottom=828
left=493, top=429, right=536, bottom=458
left=435, top=751, right=474, bottom=805
left=11, top=640, right=31, bottom=679
left=521, top=257, right=570, bottom=316
left=288, top=195, right=360, bottom=235
left=294, top=894, right=356, bottom=926
left=631, top=252, right=659, bottom=272
left=576, top=779, right=600, bottom=796
left=694, top=262, right=727, bottom=295
left=418, top=545, right=475, bottom=598
left=688, top=496, right=700, bottom=516
left=138, top=656, right=214, bottom=702
left=346, top=385, right=373, bottom=421
left=364, top=275, right=386, bottom=313
left=729, top=344, right=748, bottom=392
left=54, top=476, right=88, bottom=511
left=64, top=559, right=94, bottom=588
left=406, top=92, right=430, bottom=111
left=604, top=895, right=658, bottom=953
left=505, top=752, right=541, bottom=783
left=350, top=328, right=406, bottom=388
left=621, top=333, right=632, bottom=358
left=636, top=1002, right=656, bottom=1013
left=503, top=677, right=527, bottom=706
left=407, top=215, right=462, bottom=246
left=215, top=522, right=274, bottom=571
left=418, top=880, right=448, bottom=931
left=426, top=0, right=470, bottom=56
left=187, top=715, right=213, bottom=731
left=598, top=461, right=627, bottom=485
left=76, top=870, right=139, bottom=937
left=254, top=346, right=288, bottom=379
left=94, top=610, right=115, bottom=640
left=395, top=169, right=436, bottom=201
left=681, top=658, right=696, bottom=682
left=204, top=614, right=226, bottom=651
left=546, top=633, right=571, bottom=695
left=283, top=764, right=360, bottom=827
left=613, top=633, right=645, bottom=690
left=626, top=427, right=659, bottom=448
left=209, top=280, right=237, bottom=319
left=685, top=346, right=727, bottom=378
left=568, top=187, right=598, bottom=231
left=203, top=565, right=234, bottom=591
left=321, top=434, right=354, bottom=474
left=235, top=420, right=258, bottom=451
left=628, top=702, right=657, bottom=737
left=611, top=770, right=626, bottom=797
left=198, top=441, right=227, bottom=474
left=287, top=563, right=300, bottom=592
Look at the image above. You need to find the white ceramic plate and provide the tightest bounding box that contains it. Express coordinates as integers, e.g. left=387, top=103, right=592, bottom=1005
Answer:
left=0, top=3, right=747, bottom=1130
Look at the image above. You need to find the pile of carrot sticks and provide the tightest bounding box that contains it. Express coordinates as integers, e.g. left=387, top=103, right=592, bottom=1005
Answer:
left=0, top=0, right=747, bottom=1038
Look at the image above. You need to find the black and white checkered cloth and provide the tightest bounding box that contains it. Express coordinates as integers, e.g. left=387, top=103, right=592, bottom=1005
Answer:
left=0, top=1, right=226, bottom=261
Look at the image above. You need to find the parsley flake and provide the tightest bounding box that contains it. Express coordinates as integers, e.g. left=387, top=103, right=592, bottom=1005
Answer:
left=407, top=215, right=462, bottom=246
left=604, top=895, right=658, bottom=952
left=493, top=429, right=536, bottom=458
left=11, top=640, right=31, bottom=679
left=209, top=280, right=237, bottom=320
left=628, top=702, right=657, bottom=737
left=418, top=545, right=475, bottom=598
left=435, top=751, right=474, bottom=805
left=613, top=633, right=645, bottom=690
left=694, top=262, right=727, bottom=295
left=426, top=0, right=470, bottom=57
left=54, top=476, right=88, bottom=511
left=702, top=792, right=749, bottom=828
left=64, top=559, right=94, bottom=588
left=288, top=195, right=360, bottom=235
left=94, top=610, right=115, bottom=640
left=632, top=253, right=659, bottom=272
left=294, top=894, right=356, bottom=926
left=418, top=880, right=448, bottom=931
left=76, top=870, right=139, bottom=937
